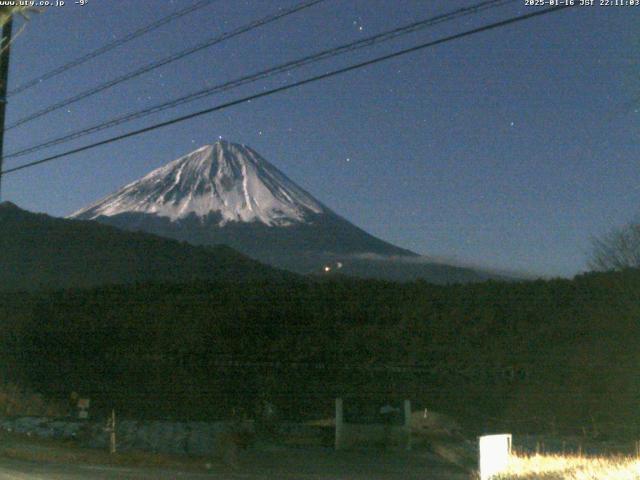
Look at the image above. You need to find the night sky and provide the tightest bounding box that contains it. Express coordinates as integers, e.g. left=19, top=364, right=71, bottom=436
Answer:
left=2, top=0, right=638, bottom=277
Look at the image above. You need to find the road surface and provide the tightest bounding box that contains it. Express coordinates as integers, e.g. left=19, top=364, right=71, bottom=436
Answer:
left=0, top=448, right=471, bottom=479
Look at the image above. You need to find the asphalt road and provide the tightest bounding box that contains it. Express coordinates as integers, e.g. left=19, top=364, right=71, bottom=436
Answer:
left=0, top=448, right=471, bottom=479
left=0, top=458, right=219, bottom=479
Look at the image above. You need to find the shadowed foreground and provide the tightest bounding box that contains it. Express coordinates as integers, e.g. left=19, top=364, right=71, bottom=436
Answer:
left=0, top=447, right=470, bottom=480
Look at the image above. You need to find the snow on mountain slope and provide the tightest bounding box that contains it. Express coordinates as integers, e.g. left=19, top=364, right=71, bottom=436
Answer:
left=71, top=141, right=324, bottom=226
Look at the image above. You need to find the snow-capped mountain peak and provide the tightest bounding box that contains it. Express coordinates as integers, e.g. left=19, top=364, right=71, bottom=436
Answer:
left=71, top=141, right=325, bottom=226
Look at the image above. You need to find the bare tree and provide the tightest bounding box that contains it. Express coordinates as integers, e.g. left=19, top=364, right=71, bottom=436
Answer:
left=0, top=6, right=40, bottom=53
left=589, top=221, right=640, bottom=271
left=0, top=6, right=39, bottom=21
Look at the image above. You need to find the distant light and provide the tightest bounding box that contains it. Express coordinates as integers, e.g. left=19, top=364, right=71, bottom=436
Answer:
left=336, top=262, right=343, bottom=269
left=324, top=266, right=331, bottom=273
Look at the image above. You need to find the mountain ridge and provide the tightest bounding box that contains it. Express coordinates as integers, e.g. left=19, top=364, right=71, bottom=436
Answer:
left=70, top=141, right=508, bottom=283
left=0, top=201, right=291, bottom=291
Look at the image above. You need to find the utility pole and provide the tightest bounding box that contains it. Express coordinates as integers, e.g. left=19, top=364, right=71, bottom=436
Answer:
left=0, top=15, right=12, bottom=201
left=105, top=409, right=117, bottom=454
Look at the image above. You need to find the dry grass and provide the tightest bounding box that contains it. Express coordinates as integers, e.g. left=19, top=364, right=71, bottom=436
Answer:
left=496, top=452, right=640, bottom=479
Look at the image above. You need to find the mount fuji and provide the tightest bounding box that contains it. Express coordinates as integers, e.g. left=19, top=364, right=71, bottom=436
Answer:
left=70, top=141, right=495, bottom=283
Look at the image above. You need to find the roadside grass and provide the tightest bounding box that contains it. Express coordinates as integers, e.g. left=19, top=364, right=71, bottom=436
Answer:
left=6, top=424, right=640, bottom=479
left=496, top=452, right=640, bottom=479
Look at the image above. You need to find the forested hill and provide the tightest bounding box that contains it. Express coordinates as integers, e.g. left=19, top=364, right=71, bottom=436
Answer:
left=0, top=202, right=292, bottom=291
left=1, top=268, right=639, bottom=435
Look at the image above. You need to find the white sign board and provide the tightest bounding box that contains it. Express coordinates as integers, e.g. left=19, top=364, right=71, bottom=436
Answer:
left=478, top=434, right=512, bottom=480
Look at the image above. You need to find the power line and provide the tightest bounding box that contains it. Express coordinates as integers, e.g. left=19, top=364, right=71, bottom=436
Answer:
left=5, top=0, right=516, bottom=161
left=5, top=0, right=326, bottom=130
left=1, top=5, right=574, bottom=177
left=7, top=0, right=220, bottom=97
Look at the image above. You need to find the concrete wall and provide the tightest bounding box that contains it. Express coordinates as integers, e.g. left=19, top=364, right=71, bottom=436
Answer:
left=335, top=398, right=411, bottom=450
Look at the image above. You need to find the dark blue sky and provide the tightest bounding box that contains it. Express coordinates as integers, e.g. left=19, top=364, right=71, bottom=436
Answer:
left=3, top=0, right=638, bottom=277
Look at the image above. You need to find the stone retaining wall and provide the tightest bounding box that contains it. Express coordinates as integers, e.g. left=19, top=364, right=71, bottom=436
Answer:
left=0, top=417, right=331, bottom=455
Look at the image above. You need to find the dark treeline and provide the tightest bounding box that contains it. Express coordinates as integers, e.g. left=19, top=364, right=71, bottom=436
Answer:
left=1, top=269, right=639, bottom=436
left=0, top=202, right=293, bottom=291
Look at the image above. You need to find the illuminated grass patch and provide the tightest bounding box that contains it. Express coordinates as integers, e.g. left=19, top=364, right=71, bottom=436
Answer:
left=497, top=452, right=640, bottom=479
